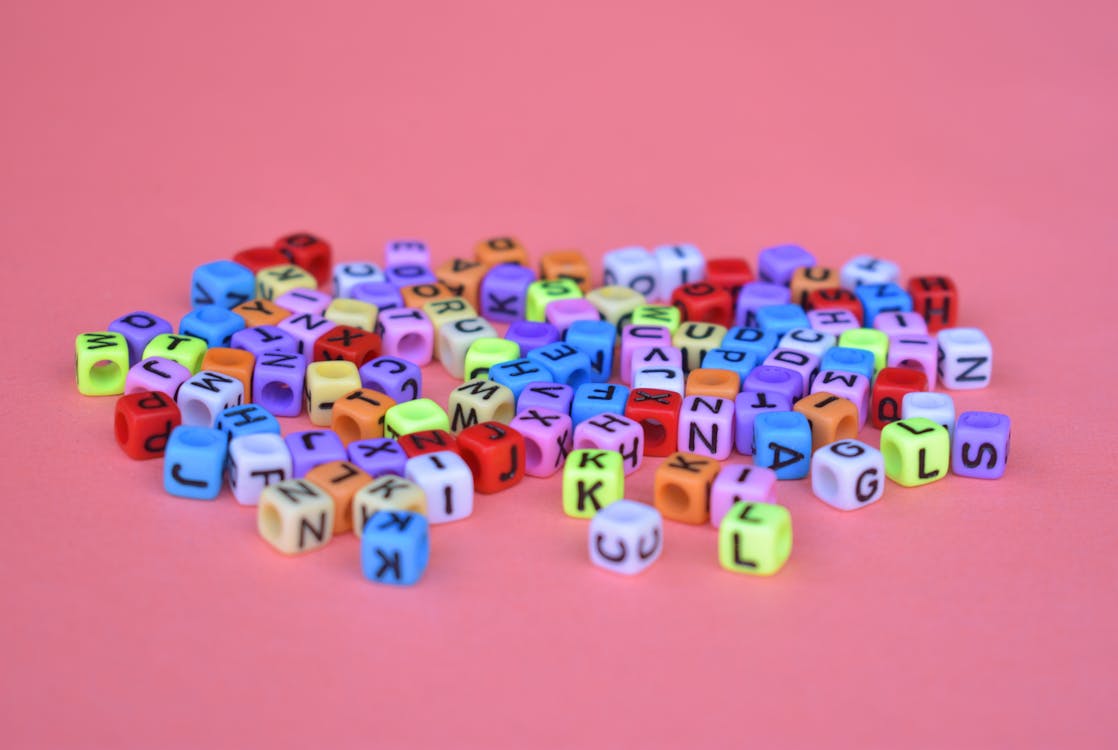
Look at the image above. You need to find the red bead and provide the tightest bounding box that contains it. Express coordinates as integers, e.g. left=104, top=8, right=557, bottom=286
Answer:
left=670, top=282, right=734, bottom=327
left=275, top=232, right=333, bottom=286
left=806, top=288, right=863, bottom=323
left=705, top=258, right=754, bottom=298
left=399, top=429, right=459, bottom=458
left=870, top=367, right=929, bottom=429
left=624, top=388, right=682, bottom=456
left=233, top=246, right=291, bottom=274
left=457, top=421, right=526, bottom=493
left=907, top=275, right=958, bottom=333
left=313, top=325, right=382, bottom=366
left=114, top=391, right=181, bottom=460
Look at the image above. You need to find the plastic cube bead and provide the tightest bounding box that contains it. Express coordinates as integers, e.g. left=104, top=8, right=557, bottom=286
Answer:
left=705, top=257, right=754, bottom=297
left=572, top=413, right=644, bottom=475
left=602, top=246, right=658, bottom=298
left=276, top=288, right=332, bottom=316
left=226, top=433, right=292, bottom=505
left=733, top=390, right=792, bottom=456
left=871, top=367, right=928, bottom=429
left=624, top=388, right=682, bottom=456
left=953, top=411, right=1011, bottom=479
left=75, top=332, right=130, bottom=396
left=758, top=244, right=815, bottom=286
left=525, top=278, right=583, bottom=322
left=811, top=370, right=871, bottom=429
left=435, top=258, right=488, bottom=309
left=755, top=304, right=810, bottom=336
left=330, top=388, right=396, bottom=443
left=632, top=366, right=685, bottom=396
left=571, top=383, right=629, bottom=426
left=620, top=326, right=672, bottom=383
left=405, top=451, right=474, bottom=524
left=806, top=308, right=861, bottom=336
left=762, top=349, right=819, bottom=399
left=115, top=391, right=181, bottom=459
left=233, top=246, right=290, bottom=275
left=539, top=249, right=592, bottom=292
left=475, top=235, right=529, bottom=267
left=275, top=232, right=333, bottom=286
left=230, top=326, right=298, bottom=358
left=630, top=305, right=681, bottom=333
left=902, top=392, right=956, bottom=435
left=277, top=312, right=334, bottom=357
left=838, top=328, right=889, bottom=373
left=937, top=328, right=993, bottom=390
left=448, top=379, right=516, bottom=433
left=789, top=266, right=839, bottom=307
left=252, top=352, right=306, bottom=417
left=819, top=346, right=876, bottom=382
left=422, top=297, right=477, bottom=331
left=753, top=411, right=812, bottom=479
left=854, top=283, right=913, bottom=326
left=457, top=421, right=526, bottom=494
left=177, top=371, right=244, bottom=427
left=460, top=338, right=514, bottom=382
left=545, top=298, right=600, bottom=333
left=232, top=298, right=290, bottom=328
left=375, top=307, right=435, bottom=366
left=399, top=430, right=458, bottom=459
left=685, top=368, right=740, bottom=399
left=793, top=392, right=859, bottom=452
left=907, top=275, right=958, bottom=332
left=179, top=306, right=244, bottom=348
left=257, top=479, right=335, bottom=554
left=479, top=263, right=535, bottom=322
left=333, top=261, right=386, bottom=298
left=508, top=408, right=572, bottom=478
left=563, top=449, right=624, bottom=518
left=709, top=464, right=778, bottom=527
left=672, top=322, right=727, bottom=372
left=215, top=404, right=280, bottom=442
left=873, top=311, right=927, bottom=337
left=384, top=398, right=451, bottom=440
left=564, top=320, right=616, bottom=383
left=125, top=357, right=191, bottom=397
left=880, top=418, right=950, bottom=487
left=313, top=325, right=382, bottom=367
left=526, top=342, right=593, bottom=388
left=807, top=286, right=863, bottom=316
left=721, top=326, right=778, bottom=360
left=588, top=500, right=663, bottom=575
left=353, top=478, right=427, bottom=535
left=285, top=430, right=347, bottom=477
left=652, top=244, right=706, bottom=301
left=743, top=365, right=803, bottom=403
left=810, top=439, right=885, bottom=511
left=653, top=451, right=720, bottom=524
left=400, top=282, right=456, bottom=309
left=629, top=345, right=683, bottom=385
left=200, top=348, right=254, bottom=401
left=348, top=438, right=408, bottom=479
left=164, top=426, right=227, bottom=500
left=489, top=358, right=550, bottom=400
left=354, top=357, right=419, bottom=404
left=352, top=281, right=404, bottom=312
left=584, top=285, right=645, bottom=330
left=305, top=460, right=372, bottom=534
left=385, top=239, right=430, bottom=268
left=840, top=255, right=900, bottom=289
left=779, top=328, right=836, bottom=359
left=256, top=264, right=317, bottom=302
left=699, top=349, right=755, bottom=388
left=888, top=334, right=939, bottom=388
left=437, top=318, right=498, bottom=378
left=304, top=361, right=361, bottom=426
left=361, top=511, right=429, bottom=585
left=191, top=260, right=255, bottom=309
left=671, top=282, right=733, bottom=327
left=109, top=311, right=173, bottom=365
left=506, top=320, right=560, bottom=355
left=385, top=263, right=437, bottom=288
left=718, top=501, right=793, bottom=576
left=518, top=382, right=574, bottom=415
left=678, top=396, right=735, bottom=460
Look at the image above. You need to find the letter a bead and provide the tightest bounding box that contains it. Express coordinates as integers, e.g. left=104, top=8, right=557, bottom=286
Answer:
left=753, top=411, right=812, bottom=479
left=589, top=500, right=663, bottom=575
left=257, top=479, right=335, bottom=554
left=880, top=418, right=950, bottom=487
left=361, top=511, right=430, bottom=586
left=718, top=501, right=792, bottom=576
left=810, top=440, right=885, bottom=511
left=563, top=449, right=625, bottom=518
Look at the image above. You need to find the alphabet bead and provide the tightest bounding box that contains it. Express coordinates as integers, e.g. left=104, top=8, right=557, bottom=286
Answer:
left=758, top=244, right=815, bottom=286
left=629, top=344, right=683, bottom=385
left=630, top=304, right=681, bottom=333
left=201, top=348, right=255, bottom=401
left=952, top=411, right=1011, bottom=479
left=384, top=398, right=451, bottom=440
left=753, top=411, right=812, bottom=479
left=506, top=320, right=560, bottom=355
left=779, top=328, right=836, bottom=359
left=564, top=320, right=616, bottom=383
left=698, top=349, right=755, bottom=388
left=789, top=266, right=838, bottom=307
left=539, top=249, right=592, bottom=292
left=75, top=332, right=130, bottom=395
left=400, top=282, right=455, bottom=309
left=810, top=440, right=885, bottom=511
left=489, top=358, right=551, bottom=400
left=710, top=464, right=778, bottom=527
left=304, top=361, right=361, bottom=426
left=255, top=264, right=317, bottom=301
left=257, top=479, right=335, bottom=554
left=276, top=288, right=332, bottom=316
left=571, top=383, right=629, bottom=427
left=518, top=382, right=574, bottom=415
left=448, top=379, right=516, bottom=433
left=232, top=298, right=291, bottom=328
left=873, top=311, right=927, bottom=337
left=563, top=449, right=625, bottom=518
left=743, top=365, right=802, bottom=403
left=907, top=275, right=958, bottom=332
left=348, top=438, right=408, bottom=478
left=358, top=356, right=421, bottom=403
left=806, top=308, right=861, bottom=336
left=755, top=304, right=810, bottom=336
left=399, top=429, right=458, bottom=459
left=573, top=413, right=644, bottom=475
left=871, top=367, right=928, bottom=429
left=819, top=346, right=876, bottom=382
left=385, top=263, right=437, bottom=288
left=620, top=325, right=672, bottom=382
left=545, top=298, right=600, bottom=333
left=509, top=408, right=572, bottom=477
left=937, top=328, right=993, bottom=390
left=718, top=501, right=792, bottom=576
left=422, top=296, right=477, bottom=331
left=324, top=299, right=377, bottom=332
left=887, top=334, right=938, bottom=388
left=330, top=388, right=396, bottom=443
left=405, top=451, right=474, bottom=524
left=632, top=365, right=685, bottom=396
left=177, top=370, right=245, bottom=427
left=252, top=352, right=306, bottom=417
left=179, top=306, right=245, bottom=348
left=475, top=235, right=529, bottom=267
left=584, top=285, right=645, bottom=329
left=672, top=322, right=727, bottom=371
left=230, top=325, right=299, bottom=358
left=603, top=246, right=659, bottom=299
left=277, top=312, right=333, bottom=357
left=351, top=281, right=403, bottom=312
left=125, top=357, right=191, bottom=398
left=275, top=232, right=332, bottom=286
left=353, top=478, right=427, bottom=535
left=215, top=404, right=280, bottom=442
left=811, top=370, right=871, bottom=429
left=854, top=283, right=913, bottom=326
left=678, top=396, right=735, bottom=459
left=840, top=255, right=900, bottom=289
left=384, top=239, right=430, bottom=268
left=226, top=433, right=292, bottom=505
left=479, top=263, right=535, bottom=322
left=880, top=418, right=950, bottom=487
left=589, top=500, right=663, bottom=575
left=333, top=261, right=386, bottom=298
left=733, top=390, right=792, bottom=456
left=526, top=278, right=583, bottom=322
left=375, top=307, right=435, bottom=366
left=457, top=421, right=526, bottom=494
left=901, top=392, right=955, bottom=435
left=793, top=392, right=859, bottom=452
left=625, top=387, right=682, bottom=456
left=305, top=460, right=372, bottom=534
left=807, top=286, right=863, bottom=317
left=462, top=338, right=518, bottom=383
left=191, top=260, right=255, bottom=309
left=164, top=426, right=228, bottom=500
left=652, top=243, right=706, bottom=301
left=653, top=451, right=720, bottom=524
left=526, top=342, right=593, bottom=388
left=437, top=317, right=498, bottom=378
left=838, top=328, right=889, bottom=373
left=685, top=368, right=740, bottom=399
left=313, top=325, right=382, bottom=367
left=435, top=258, right=488, bottom=309
left=360, top=511, right=430, bottom=585
left=115, top=391, right=181, bottom=459
left=233, top=246, right=290, bottom=275
left=721, top=326, right=779, bottom=360
left=762, top=348, right=819, bottom=399
left=109, top=311, right=173, bottom=365
left=285, top=430, right=347, bottom=477
left=735, top=282, right=790, bottom=328
left=670, top=282, right=733, bottom=327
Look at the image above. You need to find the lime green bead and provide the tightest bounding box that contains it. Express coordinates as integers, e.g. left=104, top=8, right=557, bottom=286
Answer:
left=384, top=398, right=451, bottom=439
left=880, top=417, right=950, bottom=487
left=562, top=449, right=625, bottom=518
left=718, top=501, right=792, bottom=576
left=463, top=338, right=520, bottom=381
left=143, top=333, right=208, bottom=374
left=74, top=332, right=130, bottom=396
left=839, top=327, right=889, bottom=373
left=630, top=305, right=681, bottom=333
left=526, top=279, right=583, bottom=322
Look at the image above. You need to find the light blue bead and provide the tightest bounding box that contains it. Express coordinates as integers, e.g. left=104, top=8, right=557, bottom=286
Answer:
left=735, top=283, right=791, bottom=327
left=753, top=412, right=812, bottom=479
left=526, top=342, right=593, bottom=388
left=180, top=305, right=246, bottom=347
left=699, top=348, right=757, bottom=387
left=721, top=326, right=779, bottom=360
left=571, top=383, right=630, bottom=426
left=164, top=426, right=227, bottom=499
left=215, top=404, right=281, bottom=442
left=564, top=320, right=616, bottom=383
left=361, top=511, right=430, bottom=586
left=820, top=346, right=876, bottom=382
left=191, top=260, right=255, bottom=309
left=755, top=304, right=810, bottom=335
left=854, top=283, right=913, bottom=325
left=490, top=358, right=553, bottom=400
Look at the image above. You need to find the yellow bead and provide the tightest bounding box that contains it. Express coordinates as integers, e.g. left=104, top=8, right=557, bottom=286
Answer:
left=304, top=361, right=361, bottom=426
left=630, top=305, right=682, bottom=333
left=672, top=322, right=728, bottom=371
left=422, top=297, right=477, bottom=330
left=352, top=476, right=428, bottom=536
left=718, top=501, right=792, bottom=576
left=257, top=479, right=335, bottom=555
left=384, top=398, right=451, bottom=439
left=585, top=285, right=645, bottom=330
left=255, top=264, right=317, bottom=301
left=448, top=380, right=516, bottom=433
left=74, top=332, right=129, bottom=396
left=143, top=333, right=207, bottom=374
left=880, top=417, right=950, bottom=486
left=325, top=298, right=377, bottom=331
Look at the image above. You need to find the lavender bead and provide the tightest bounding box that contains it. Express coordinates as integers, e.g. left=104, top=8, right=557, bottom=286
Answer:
left=744, top=364, right=804, bottom=403
left=385, top=264, right=438, bottom=288
left=252, top=351, right=307, bottom=417
left=735, top=282, right=791, bottom=327
left=506, top=320, right=560, bottom=354
left=348, top=437, right=408, bottom=478
left=545, top=298, right=600, bottom=333
left=277, top=312, right=333, bottom=357
left=351, top=281, right=403, bottom=311
left=517, top=382, right=574, bottom=414
left=952, top=411, right=1011, bottom=479
left=285, top=430, right=347, bottom=477
left=124, top=356, right=191, bottom=397
left=276, top=288, right=332, bottom=316
left=733, top=390, right=792, bottom=455
left=479, top=264, right=536, bottom=322
left=757, top=244, right=816, bottom=286
left=358, top=356, right=422, bottom=402
left=109, top=311, right=173, bottom=365
left=230, top=325, right=299, bottom=357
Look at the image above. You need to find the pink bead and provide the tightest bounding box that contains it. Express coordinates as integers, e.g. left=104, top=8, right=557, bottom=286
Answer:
left=384, top=239, right=431, bottom=268
left=807, top=309, right=860, bottom=336
left=811, top=369, right=871, bottom=428
left=678, top=395, right=735, bottom=459
left=620, top=325, right=672, bottom=383
left=572, top=412, right=644, bottom=475
left=709, top=463, right=778, bottom=527
left=545, top=298, right=600, bottom=334
left=509, top=408, right=573, bottom=477
left=124, top=356, right=191, bottom=397
left=375, top=307, right=435, bottom=366
left=873, top=311, right=927, bottom=337
left=887, top=333, right=938, bottom=389
left=628, top=345, right=682, bottom=386
left=762, top=348, right=820, bottom=398
left=277, top=312, right=333, bottom=356
left=275, top=288, right=332, bottom=316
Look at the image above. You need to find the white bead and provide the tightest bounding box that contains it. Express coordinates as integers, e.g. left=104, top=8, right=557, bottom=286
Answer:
left=333, top=262, right=386, bottom=298
left=602, top=246, right=659, bottom=300
left=810, top=439, right=885, bottom=511
left=177, top=370, right=245, bottom=426
left=778, top=328, right=836, bottom=359
left=902, top=392, right=956, bottom=437
left=405, top=451, right=474, bottom=524
left=840, top=255, right=901, bottom=289
left=651, top=244, right=706, bottom=302
left=589, top=499, right=662, bottom=575
left=873, top=311, right=927, bottom=336
left=436, top=317, right=498, bottom=378
left=227, top=433, right=292, bottom=505
left=632, top=365, right=685, bottom=395
left=384, top=239, right=430, bottom=268
left=936, top=327, right=993, bottom=390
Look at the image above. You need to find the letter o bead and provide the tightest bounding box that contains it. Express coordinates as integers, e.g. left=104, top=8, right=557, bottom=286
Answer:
left=589, top=500, right=663, bottom=576
left=810, top=440, right=885, bottom=511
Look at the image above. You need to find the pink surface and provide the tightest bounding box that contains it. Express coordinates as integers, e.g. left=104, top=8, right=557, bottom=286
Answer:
left=3, top=1, right=1116, bottom=747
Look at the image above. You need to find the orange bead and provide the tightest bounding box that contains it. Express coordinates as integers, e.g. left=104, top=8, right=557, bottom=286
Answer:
left=789, top=266, right=840, bottom=307
left=539, top=250, right=593, bottom=293
left=793, top=391, right=860, bottom=452
left=331, top=389, right=397, bottom=443
left=201, top=348, right=255, bottom=402
left=684, top=368, right=740, bottom=400
left=475, top=236, right=529, bottom=267
left=232, top=298, right=291, bottom=328
left=435, top=258, right=488, bottom=309
left=400, top=282, right=456, bottom=309
left=304, top=460, right=372, bottom=534
left=653, top=451, right=721, bottom=524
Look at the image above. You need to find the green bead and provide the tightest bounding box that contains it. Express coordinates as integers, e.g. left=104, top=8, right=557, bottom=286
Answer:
left=562, top=449, right=625, bottom=518
left=718, top=501, right=792, bottom=576
left=143, top=333, right=208, bottom=374
left=630, top=305, right=681, bottom=333
left=880, top=417, right=950, bottom=487
left=525, top=279, right=583, bottom=322
left=463, top=338, right=520, bottom=381
left=74, top=332, right=130, bottom=396
left=838, top=327, right=889, bottom=373
left=384, top=398, right=451, bottom=439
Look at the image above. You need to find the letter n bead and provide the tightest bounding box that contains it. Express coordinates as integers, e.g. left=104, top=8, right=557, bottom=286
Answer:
left=115, top=391, right=181, bottom=459
left=937, top=328, right=993, bottom=390
left=952, top=411, right=1011, bottom=479
left=589, top=500, right=663, bottom=575
left=718, top=501, right=792, bottom=576
left=653, top=451, right=720, bottom=524
left=572, top=413, right=644, bottom=475
left=810, top=440, right=885, bottom=511
left=257, top=479, right=335, bottom=554
left=880, top=418, right=950, bottom=487
left=457, top=422, right=526, bottom=494
left=563, top=449, right=625, bottom=518
left=678, top=396, right=735, bottom=460
left=361, top=511, right=430, bottom=586
left=405, top=451, right=474, bottom=524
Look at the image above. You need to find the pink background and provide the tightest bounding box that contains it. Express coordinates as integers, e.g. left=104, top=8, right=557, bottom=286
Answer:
left=3, top=1, right=1115, bottom=747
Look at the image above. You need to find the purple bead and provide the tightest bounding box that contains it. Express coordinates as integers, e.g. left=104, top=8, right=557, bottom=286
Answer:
left=358, top=356, right=422, bottom=402
left=733, top=390, right=792, bottom=455
left=619, top=325, right=673, bottom=383
left=479, top=264, right=536, bottom=322
left=277, top=312, right=334, bottom=357
left=507, top=320, right=560, bottom=354
left=109, top=311, right=173, bottom=365
left=545, top=298, right=600, bottom=333
left=275, top=288, right=332, bottom=316
left=572, top=412, right=644, bottom=474
left=285, top=430, right=347, bottom=477
left=230, top=325, right=299, bottom=357
left=253, top=351, right=307, bottom=417
left=678, top=396, right=735, bottom=459
left=517, top=381, right=574, bottom=415
left=762, top=348, right=820, bottom=399
left=952, top=411, right=1011, bottom=479
left=124, top=356, right=191, bottom=397
left=348, top=438, right=408, bottom=478
left=757, top=244, right=816, bottom=286
left=744, top=364, right=804, bottom=402
left=735, top=283, right=792, bottom=328
left=384, top=239, right=430, bottom=268
left=385, top=264, right=437, bottom=288
left=351, top=281, right=403, bottom=311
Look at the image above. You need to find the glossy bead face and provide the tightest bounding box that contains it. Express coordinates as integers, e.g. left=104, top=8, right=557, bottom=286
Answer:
left=303, top=361, right=361, bottom=427
left=901, top=392, right=956, bottom=436
left=164, top=426, right=227, bottom=500
left=109, top=311, right=173, bottom=365
left=277, top=312, right=333, bottom=357
left=789, top=266, right=838, bottom=307
left=762, top=348, right=820, bottom=399
left=572, top=413, right=644, bottom=475
left=793, top=392, right=859, bottom=452
left=684, top=368, right=741, bottom=400
left=375, top=308, right=435, bottom=366
left=755, top=304, right=810, bottom=336
left=840, top=255, right=900, bottom=289
left=179, top=306, right=245, bottom=348
left=398, top=429, right=458, bottom=459
left=620, top=326, right=672, bottom=383
left=937, top=328, right=993, bottom=390
left=870, top=367, right=928, bottom=429
left=887, top=334, right=938, bottom=388
left=880, top=418, right=950, bottom=487
left=758, top=244, right=815, bottom=286
left=405, top=451, right=474, bottom=524
left=753, top=411, right=812, bottom=479
left=257, top=479, right=335, bottom=554
left=475, top=236, right=529, bottom=267
left=360, top=511, right=430, bottom=586
left=358, top=356, right=422, bottom=403
left=718, top=501, right=792, bottom=576
left=952, top=411, right=1011, bottom=479
left=448, top=379, right=516, bottom=433
left=588, top=500, right=663, bottom=575
left=539, top=250, right=592, bottom=292
left=333, top=261, right=386, bottom=298
left=563, top=449, right=625, bottom=518
left=276, top=288, right=332, bottom=316
left=177, top=370, right=245, bottom=427
left=653, top=452, right=720, bottom=524
left=907, top=275, right=958, bottom=332
left=624, top=388, right=682, bottom=457
left=854, top=283, right=913, bottom=326
left=632, top=366, right=685, bottom=396
left=721, top=326, right=778, bottom=361
left=252, top=352, right=306, bottom=417
left=191, top=260, right=255, bottom=310
left=743, top=365, right=802, bottom=403
left=227, top=433, right=292, bottom=505
left=255, top=264, right=317, bottom=301
left=811, top=369, right=871, bottom=429
left=584, top=285, right=645, bottom=329
left=463, top=337, right=520, bottom=381
left=517, top=382, right=574, bottom=416
left=652, top=243, right=706, bottom=302
left=125, top=357, right=191, bottom=398
left=779, top=328, right=836, bottom=359
left=233, top=299, right=291, bottom=328
left=838, top=328, right=889, bottom=373
left=285, top=430, right=347, bottom=477
left=457, top=422, right=526, bottom=494
left=506, top=320, right=560, bottom=355
left=705, top=257, right=754, bottom=297
left=672, top=322, right=727, bottom=372
left=564, top=320, right=616, bottom=383
left=602, top=246, right=659, bottom=299
left=215, top=404, right=280, bottom=443
left=384, top=239, right=430, bottom=268
left=385, top=263, right=437, bottom=288
left=479, top=263, right=535, bottom=322
left=353, top=478, right=427, bottom=535
left=490, top=358, right=551, bottom=400
left=305, top=460, right=372, bottom=534
left=330, top=385, right=395, bottom=443
left=678, top=396, right=735, bottom=460
left=733, top=390, right=792, bottom=456
left=313, top=325, right=382, bottom=367
left=508, top=408, right=573, bottom=478
left=873, top=311, right=927, bottom=337
left=75, top=332, right=130, bottom=396
left=347, top=438, right=408, bottom=479
left=422, top=297, right=476, bottom=331
left=437, top=317, right=498, bottom=379
left=114, top=391, right=181, bottom=460
left=810, top=440, right=885, bottom=511
left=628, top=345, right=682, bottom=386
left=545, top=297, right=600, bottom=333
left=630, top=304, right=682, bottom=333
left=698, top=350, right=755, bottom=389
left=275, top=232, right=333, bottom=286
left=351, top=281, right=403, bottom=312
left=525, top=278, right=583, bottom=322
left=571, top=383, right=629, bottom=426
left=806, top=308, right=861, bottom=336
left=230, top=325, right=299, bottom=358
left=736, top=283, right=791, bottom=328
left=709, top=464, right=778, bottom=527
left=525, top=342, right=593, bottom=388
left=670, top=282, right=733, bottom=328
left=383, top=398, right=450, bottom=440
left=436, top=258, right=488, bottom=309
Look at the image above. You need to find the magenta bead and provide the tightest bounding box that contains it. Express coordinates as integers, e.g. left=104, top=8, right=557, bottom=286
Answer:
left=873, top=311, right=927, bottom=337
left=509, top=408, right=573, bottom=478
left=124, top=356, right=191, bottom=397
left=276, top=312, right=333, bottom=357
left=811, top=369, right=871, bottom=428
left=375, top=308, right=435, bottom=366
left=678, top=396, right=735, bottom=459
left=620, top=325, right=673, bottom=383
left=572, top=412, right=644, bottom=475
left=545, top=298, right=600, bottom=333
left=709, top=463, right=778, bottom=527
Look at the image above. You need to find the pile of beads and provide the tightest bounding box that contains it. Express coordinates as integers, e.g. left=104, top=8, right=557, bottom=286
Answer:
left=76, top=233, right=1011, bottom=585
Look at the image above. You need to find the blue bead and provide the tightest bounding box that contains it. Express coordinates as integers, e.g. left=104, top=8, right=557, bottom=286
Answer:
left=191, top=260, right=255, bottom=309
left=735, top=282, right=791, bottom=327
left=507, top=320, right=560, bottom=354
left=348, top=438, right=407, bottom=477
left=757, top=244, right=816, bottom=286
left=215, top=404, right=281, bottom=442
left=721, top=326, right=778, bottom=360
left=854, top=283, right=913, bottom=325
left=490, top=358, right=552, bottom=399
left=733, top=390, right=793, bottom=455
left=525, top=342, right=594, bottom=388
left=755, top=304, right=810, bottom=335
left=699, top=348, right=757, bottom=386
left=164, top=426, right=227, bottom=499
left=820, top=346, right=876, bottom=382
left=753, top=411, right=812, bottom=479
left=361, top=511, right=430, bottom=586
left=180, top=305, right=246, bottom=348
left=571, top=383, right=630, bottom=426
left=564, top=320, right=617, bottom=383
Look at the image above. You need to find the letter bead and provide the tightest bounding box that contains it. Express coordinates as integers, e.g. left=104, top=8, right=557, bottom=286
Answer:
left=351, top=281, right=404, bottom=312
left=506, top=320, right=561, bottom=355
left=678, top=396, right=735, bottom=460
left=901, top=392, right=956, bottom=436
left=793, top=392, right=859, bottom=452
left=325, top=297, right=377, bottom=331
left=230, top=325, right=299, bottom=358
left=789, top=266, right=839, bottom=307
left=873, top=311, right=927, bottom=337
left=654, top=451, right=721, bottom=524
left=475, top=235, right=529, bottom=267
left=539, top=249, right=592, bottom=292
left=718, top=501, right=792, bottom=576
left=479, top=263, right=535, bottom=322
left=630, top=304, right=682, bottom=333
left=125, top=357, right=191, bottom=398
left=405, top=451, right=474, bottom=524
left=563, top=449, right=625, bottom=518
left=620, top=325, right=673, bottom=383
left=353, top=478, right=427, bottom=535
left=819, top=346, right=876, bottom=382
left=854, top=283, right=913, bottom=326
left=632, top=366, right=685, bottom=396
left=652, top=243, right=706, bottom=301
left=671, top=282, right=733, bottom=327
left=545, top=298, right=600, bottom=333
left=75, top=332, right=130, bottom=396
left=457, top=421, right=527, bottom=494
left=735, top=282, right=791, bottom=328
left=333, top=261, right=386, bottom=298
left=518, top=382, right=574, bottom=415
left=624, top=388, right=682, bottom=457
left=233, top=246, right=292, bottom=275
left=705, top=257, right=754, bottom=297
left=252, top=352, right=306, bottom=417
left=215, top=404, right=280, bottom=443
left=257, top=479, right=335, bottom=554
left=226, top=433, right=292, bottom=505
left=305, top=460, right=372, bottom=534
left=721, top=326, right=779, bottom=360
left=811, top=370, right=871, bottom=429
left=870, top=367, right=928, bottom=429
left=753, top=411, right=812, bottom=479
left=313, top=325, right=382, bottom=367
left=255, top=264, right=317, bottom=302
left=304, top=361, right=361, bottom=426
left=509, top=408, right=573, bottom=477
left=629, top=345, right=683, bottom=385
left=276, top=288, right=332, bottom=316
left=277, top=312, right=334, bottom=357
left=358, top=356, right=422, bottom=403
left=400, top=280, right=455, bottom=305
left=348, top=438, right=408, bottom=478
left=880, top=418, right=950, bottom=487
left=937, top=328, right=993, bottom=390
left=526, top=342, right=593, bottom=388
left=573, top=413, right=644, bottom=475
left=232, top=298, right=291, bottom=328
left=191, top=260, right=255, bottom=309
left=463, top=337, right=520, bottom=381
left=435, top=258, right=488, bottom=309
left=108, top=311, right=173, bottom=365
left=838, top=328, right=889, bottom=373
left=758, top=244, right=815, bottom=286
left=285, top=430, right=347, bottom=477
left=755, top=304, right=810, bottom=336
left=398, top=430, right=458, bottom=459
left=571, top=383, right=630, bottom=426
left=384, top=239, right=430, bottom=268
left=437, top=317, right=498, bottom=378
left=489, top=358, right=550, bottom=400
left=330, top=388, right=396, bottom=443
left=907, top=275, right=958, bottom=332
left=385, top=263, right=437, bottom=288
left=589, top=500, right=663, bottom=575
left=710, top=464, right=778, bottom=527
left=672, top=322, right=727, bottom=372
left=806, top=308, right=861, bottom=336
left=384, top=398, right=451, bottom=440
left=177, top=370, right=245, bottom=427
left=275, top=232, right=333, bottom=286
left=762, top=348, right=819, bottom=399
left=810, top=440, right=885, bottom=511
left=179, top=306, right=245, bottom=348
left=201, top=348, right=255, bottom=401
left=840, top=255, right=900, bottom=289
left=743, top=365, right=803, bottom=403
left=375, top=307, right=435, bottom=366
left=564, top=320, right=616, bottom=383
left=584, top=285, right=646, bottom=330
left=163, top=426, right=228, bottom=500
left=952, top=411, right=1011, bottom=479
left=685, top=368, right=741, bottom=400
left=779, top=328, right=837, bottom=359
left=602, top=246, right=659, bottom=298
left=422, top=296, right=477, bottom=331
left=887, top=334, right=939, bottom=389
left=448, top=379, right=516, bottom=433
left=115, top=391, right=181, bottom=459
left=525, top=278, right=583, bottom=322
left=733, top=390, right=793, bottom=456
left=360, top=511, right=430, bottom=586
